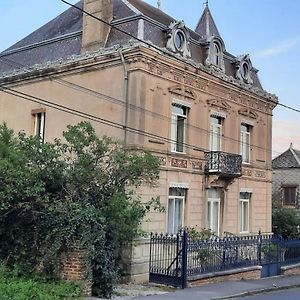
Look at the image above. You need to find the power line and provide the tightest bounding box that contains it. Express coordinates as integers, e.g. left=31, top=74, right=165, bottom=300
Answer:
left=0, top=86, right=209, bottom=154
left=0, top=54, right=278, bottom=161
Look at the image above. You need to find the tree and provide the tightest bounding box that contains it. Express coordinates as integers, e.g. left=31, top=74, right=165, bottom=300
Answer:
left=0, top=122, right=160, bottom=298
left=272, top=208, right=300, bottom=239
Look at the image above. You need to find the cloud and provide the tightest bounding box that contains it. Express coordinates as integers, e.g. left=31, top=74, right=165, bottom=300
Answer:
left=257, top=37, right=300, bottom=58
left=272, top=119, right=300, bottom=157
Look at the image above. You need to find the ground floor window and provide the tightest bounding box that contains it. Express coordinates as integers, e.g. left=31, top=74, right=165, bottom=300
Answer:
left=168, top=188, right=185, bottom=234
left=240, top=192, right=251, bottom=233
left=207, top=188, right=220, bottom=235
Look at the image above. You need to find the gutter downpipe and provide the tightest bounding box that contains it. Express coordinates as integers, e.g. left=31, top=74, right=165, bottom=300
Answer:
left=119, top=48, right=129, bottom=145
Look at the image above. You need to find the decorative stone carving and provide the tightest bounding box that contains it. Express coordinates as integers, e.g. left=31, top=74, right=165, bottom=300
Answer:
left=170, top=157, right=188, bottom=168
left=255, top=170, right=266, bottom=178
left=166, top=21, right=191, bottom=58
left=238, top=108, right=258, bottom=120
left=235, top=54, right=253, bottom=85
left=169, top=85, right=197, bottom=100
left=207, top=99, right=231, bottom=112
left=243, top=168, right=252, bottom=177
left=191, top=160, right=202, bottom=170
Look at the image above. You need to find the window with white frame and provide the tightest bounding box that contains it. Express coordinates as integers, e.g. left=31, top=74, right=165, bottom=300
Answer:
left=240, top=124, right=251, bottom=163
left=210, top=116, right=222, bottom=151
left=240, top=192, right=250, bottom=233
left=207, top=188, right=221, bottom=235
left=168, top=188, right=185, bottom=234
left=171, top=103, right=187, bottom=153
left=212, top=42, right=221, bottom=66
left=34, top=112, right=45, bottom=143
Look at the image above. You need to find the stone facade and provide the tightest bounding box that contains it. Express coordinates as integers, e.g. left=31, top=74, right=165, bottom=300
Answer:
left=0, top=0, right=278, bottom=284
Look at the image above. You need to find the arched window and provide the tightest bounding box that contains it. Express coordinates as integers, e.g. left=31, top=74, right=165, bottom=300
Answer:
left=212, top=42, right=221, bottom=66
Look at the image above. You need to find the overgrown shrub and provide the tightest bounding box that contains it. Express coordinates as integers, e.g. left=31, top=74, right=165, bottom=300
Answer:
left=0, top=122, right=160, bottom=298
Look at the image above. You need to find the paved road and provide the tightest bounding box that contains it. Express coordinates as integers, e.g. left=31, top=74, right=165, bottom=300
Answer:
left=243, top=287, right=300, bottom=299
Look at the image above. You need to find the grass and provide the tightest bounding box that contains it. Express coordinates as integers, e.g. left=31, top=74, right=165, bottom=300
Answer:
left=0, top=265, right=83, bottom=300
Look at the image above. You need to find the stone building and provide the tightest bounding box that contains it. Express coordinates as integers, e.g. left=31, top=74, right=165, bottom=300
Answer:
left=0, top=0, right=277, bottom=281
left=272, top=144, right=300, bottom=211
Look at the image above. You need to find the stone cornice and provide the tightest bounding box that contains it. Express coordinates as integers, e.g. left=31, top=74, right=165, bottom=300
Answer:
left=0, top=43, right=278, bottom=111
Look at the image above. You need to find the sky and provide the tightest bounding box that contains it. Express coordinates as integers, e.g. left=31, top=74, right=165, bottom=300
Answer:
left=0, top=0, right=299, bottom=157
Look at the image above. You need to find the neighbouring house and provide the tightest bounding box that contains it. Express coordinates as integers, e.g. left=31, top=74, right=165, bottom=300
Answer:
left=272, top=143, right=300, bottom=211
left=0, top=0, right=278, bottom=282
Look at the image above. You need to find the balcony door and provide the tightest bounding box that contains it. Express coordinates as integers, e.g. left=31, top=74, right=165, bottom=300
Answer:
left=210, top=116, right=222, bottom=151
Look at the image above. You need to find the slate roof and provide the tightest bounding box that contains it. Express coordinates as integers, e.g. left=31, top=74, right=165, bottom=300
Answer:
left=195, top=5, right=220, bottom=38
left=272, top=144, right=300, bottom=169
left=0, top=0, right=263, bottom=91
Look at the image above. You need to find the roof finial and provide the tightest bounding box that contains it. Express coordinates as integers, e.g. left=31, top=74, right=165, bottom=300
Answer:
left=204, top=0, right=209, bottom=7
left=290, top=142, right=293, bottom=149
left=157, top=0, right=161, bottom=9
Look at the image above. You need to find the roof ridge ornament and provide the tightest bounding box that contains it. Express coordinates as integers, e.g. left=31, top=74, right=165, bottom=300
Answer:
left=157, top=0, right=161, bottom=10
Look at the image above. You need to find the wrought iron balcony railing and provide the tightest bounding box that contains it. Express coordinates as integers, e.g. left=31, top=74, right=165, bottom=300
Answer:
left=205, top=151, right=242, bottom=178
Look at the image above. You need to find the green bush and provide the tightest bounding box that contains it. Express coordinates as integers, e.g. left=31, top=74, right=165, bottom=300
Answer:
left=272, top=208, right=300, bottom=238
left=0, top=264, right=82, bottom=300
left=0, top=122, right=160, bottom=298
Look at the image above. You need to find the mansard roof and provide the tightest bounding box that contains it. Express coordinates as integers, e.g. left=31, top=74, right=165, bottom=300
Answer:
left=272, top=144, right=300, bottom=169
left=0, top=0, right=267, bottom=94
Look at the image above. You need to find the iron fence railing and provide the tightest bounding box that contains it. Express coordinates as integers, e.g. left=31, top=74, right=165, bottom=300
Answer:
left=204, top=151, right=242, bottom=177
left=149, top=231, right=300, bottom=288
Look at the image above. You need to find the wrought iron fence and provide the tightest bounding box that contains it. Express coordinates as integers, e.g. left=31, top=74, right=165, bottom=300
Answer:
left=149, top=230, right=300, bottom=288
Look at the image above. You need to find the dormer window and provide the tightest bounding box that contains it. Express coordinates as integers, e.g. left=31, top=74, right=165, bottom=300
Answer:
left=241, top=62, right=249, bottom=80
left=166, top=21, right=191, bottom=58
left=174, top=30, right=185, bottom=51
left=212, top=42, right=221, bottom=66
left=235, top=54, right=253, bottom=85
left=205, top=38, right=225, bottom=72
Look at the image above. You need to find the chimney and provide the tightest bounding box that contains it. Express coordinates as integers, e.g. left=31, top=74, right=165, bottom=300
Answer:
left=82, top=0, right=113, bottom=52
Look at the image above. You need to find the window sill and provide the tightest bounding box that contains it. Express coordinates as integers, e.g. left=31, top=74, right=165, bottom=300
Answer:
left=171, top=150, right=187, bottom=155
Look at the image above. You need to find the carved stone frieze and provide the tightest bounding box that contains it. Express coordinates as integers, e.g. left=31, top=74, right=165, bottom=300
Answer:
left=238, top=108, right=258, bottom=119
left=191, top=160, right=202, bottom=170
left=169, top=84, right=197, bottom=100
left=170, top=157, right=188, bottom=168
left=243, top=168, right=252, bottom=177
left=255, top=170, right=266, bottom=178
left=207, top=99, right=231, bottom=112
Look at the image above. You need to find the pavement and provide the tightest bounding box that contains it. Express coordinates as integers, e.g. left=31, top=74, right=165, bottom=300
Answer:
left=86, top=275, right=300, bottom=300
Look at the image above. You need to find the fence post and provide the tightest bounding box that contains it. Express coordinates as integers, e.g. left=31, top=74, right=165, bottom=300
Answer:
left=258, top=230, right=262, bottom=265
left=181, top=229, right=188, bottom=289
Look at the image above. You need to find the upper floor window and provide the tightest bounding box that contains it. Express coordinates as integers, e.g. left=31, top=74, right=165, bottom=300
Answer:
left=32, top=110, right=45, bottom=143
left=168, top=188, right=186, bottom=234
left=282, top=186, right=297, bottom=207
left=212, top=42, right=221, bottom=66
left=171, top=103, right=187, bottom=153
left=240, top=124, right=251, bottom=163
left=210, top=116, right=222, bottom=151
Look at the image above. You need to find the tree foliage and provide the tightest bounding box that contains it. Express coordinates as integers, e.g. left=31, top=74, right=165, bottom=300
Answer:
left=0, top=122, right=160, bottom=298
left=272, top=208, right=300, bottom=239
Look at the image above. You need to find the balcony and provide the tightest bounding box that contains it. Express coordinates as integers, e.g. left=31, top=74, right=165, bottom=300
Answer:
left=205, top=151, right=242, bottom=178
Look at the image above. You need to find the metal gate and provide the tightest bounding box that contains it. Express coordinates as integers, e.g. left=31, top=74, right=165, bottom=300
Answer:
left=149, top=231, right=188, bottom=289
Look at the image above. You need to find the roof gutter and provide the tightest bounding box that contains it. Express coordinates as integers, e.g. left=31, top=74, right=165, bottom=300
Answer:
left=119, top=48, right=129, bottom=145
